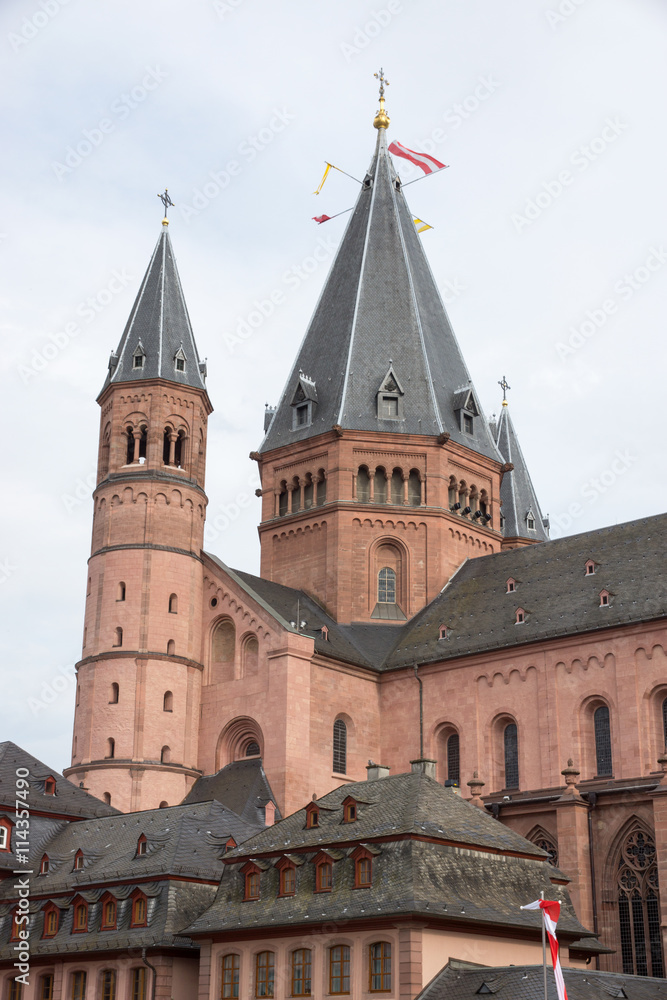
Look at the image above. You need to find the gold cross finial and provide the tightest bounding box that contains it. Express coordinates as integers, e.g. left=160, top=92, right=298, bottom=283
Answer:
left=373, top=69, right=391, bottom=130
left=498, top=375, right=511, bottom=406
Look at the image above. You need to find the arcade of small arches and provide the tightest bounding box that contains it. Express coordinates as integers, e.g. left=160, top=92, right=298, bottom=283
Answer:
left=276, top=469, right=327, bottom=516
left=355, top=465, right=423, bottom=506
left=208, top=618, right=260, bottom=684
left=98, top=415, right=206, bottom=480
left=447, top=476, right=492, bottom=524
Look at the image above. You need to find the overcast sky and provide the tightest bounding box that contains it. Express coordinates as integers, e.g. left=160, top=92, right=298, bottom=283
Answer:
left=1, top=0, right=666, bottom=773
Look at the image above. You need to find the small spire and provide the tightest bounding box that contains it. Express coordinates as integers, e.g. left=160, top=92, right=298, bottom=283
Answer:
left=373, top=68, right=390, bottom=131
left=498, top=374, right=511, bottom=407
left=157, top=188, right=174, bottom=226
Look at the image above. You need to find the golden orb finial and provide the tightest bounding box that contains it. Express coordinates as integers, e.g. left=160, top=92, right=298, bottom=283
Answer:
left=373, top=68, right=390, bottom=130
left=162, top=217, right=169, bottom=226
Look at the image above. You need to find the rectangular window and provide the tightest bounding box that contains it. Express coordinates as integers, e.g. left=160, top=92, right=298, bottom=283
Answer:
left=380, top=396, right=399, bottom=418
left=245, top=871, right=260, bottom=900
left=356, top=857, right=372, bottom=886
left=369, top=942, right=392, bottom=992
left=131, top=969, right=146, bottom=1000
left=317, top=862, right=333, bottom=891
left=71, top=972, right=86, bottom=1000
left=294, top=403, right=310, bottom=428
left=280, top=866, right=296, bottom=895
left=221, top=954, right=240, bottom=999
left=291, top=949, right=312, bottom=997
left=39, top=975, right=54, bottom=1000
left=44, top=909, right=59, bottom=937
left=9, top=981, right=23, bottom=1000
left=133, top=355, right=144, bottom=369
left=463, top=413, right=473, bottom=434
left=255, top=952, right=274, bottom=998
left=101, top=971, right=116, bottom=1000
left=0, top=827, right=8, bottom=850
left=329, top=946, right=350, bottom=994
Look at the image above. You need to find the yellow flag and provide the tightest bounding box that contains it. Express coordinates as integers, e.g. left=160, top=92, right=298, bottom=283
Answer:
left=414, top=218, right=433, bottom=233
left=313, top=163, right=333, bottom=195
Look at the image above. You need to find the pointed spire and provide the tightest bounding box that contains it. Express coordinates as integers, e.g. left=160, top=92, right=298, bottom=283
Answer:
left=493, top=398, right=549, bottom=543
left=101, top=223, right=207, bottom=396
left=261, top=116, right=499, bottom=462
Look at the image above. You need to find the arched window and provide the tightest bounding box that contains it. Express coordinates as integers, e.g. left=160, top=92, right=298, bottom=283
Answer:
left=245, top=741, right=260, bottom=757
left=279, top=863, right=296, bottom=896
left=126, top=426, right=135, bottom=465
left=130, top=891, right=147, bottom=927
left=168, top=594, right=178, bottom=613
left=73, top=899, right=88, bottom=933
left=174, top=430, right=186, bottom=468
left=221, top=955, right=240, bottom=999
left=594, top=705, right=613, bottom=777
left=369, top=942, right=392, bottom=992
left=159, top=801, right=168, bottom=808
left=317, top=861, right=333, bottom=892
left=446, top=733, right=460, bottom=785
left=374, top=467, right=387, bottom=503
left=408, top=470, right=421, bottom=505
left=357, top=466, right=371, bottom=502
left=291, top=949, right=312, bottom=997
left=113, top=627, right=123, bottom=647
left=504, top=723, right=519, bottom=789
left=103, top=792, right=111, bottom=806
left=43, top=905, right=59, bottom=938
left=662, top=697, right=667, bottom=749
left=100, top=970, right=116, bottom=999
left=161, top=746, right=171, bottom=764
left=528, top=828, right=559, bottom=868
left=242, top=635, right=259, bottom=676
left=106, top=738, right=115, bottom=759
left=329, top=946, right=350, bottom=995
left=333, top=719, right=347, bottom=774
left=163, top=427, right=172, bottom=465
left=316, top=469, right=327, bottom=505
left=40, top=854, right=49, bottom=875
left=101, top=896, right=117, bottom=930
left=212, top=620, right=235, bottom=663
left=117, top=582, right=126, bottom=601
left=303, top=473, right=314, bottom=508
left=617, top=826, right=664, bottom=977
left=71, top=973, right=86, bottom=1000
left=377, top=567, right=396, bottom=604
left=291, top=476, right=301, bottom=514
left=163, top=691, right=173, bottom=712
left=39, top=976, right=54, bottom=1000
left=131, top=969, right=146, bottom=1000
left=278, top=482, right=288, bottom=516
left=390, top=469, right=403, bottom=505
left=8, top=979, right=23, bottom=1000
left=109, top=683, right=119, bottom=704
left=166, top=639, right=175, bottom=655
left=255, top=952, right=274, bottom=998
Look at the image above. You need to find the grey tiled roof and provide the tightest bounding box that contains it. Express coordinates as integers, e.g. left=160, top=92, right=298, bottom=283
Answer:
left=0, top=742, right=118, bottom=818
left=494, top=405, right=549, bottom=542
left=186, top=773, right=595, bottom=944
left=260, top=128, right=501, bottom=462
left=211, top=514, right=666, bottom=672
left=100, top=224, right=207, bottom=394
left=417, top=962, right=667, bottom=999
left=183, top=758, right=281, bottom=825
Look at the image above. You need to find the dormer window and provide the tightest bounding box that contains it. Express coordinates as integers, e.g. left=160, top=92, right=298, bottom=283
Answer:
left=438, top=624, right=450, bottom=640
left=305, top=803, right=320, bottom=829
left=350, top=846, right=375, bottom=888
left=40, top=855, right=50, bottom=875
left=136, top=835, right=148, bottom=856
left=376, top=366, right=404, bottom=421
left=342, top=797, right=358, bottom=823
left=315, top=860, right=333, bottom=892
left=132, top=343, right=145, bottom=369
left=0, top=819, right=11, bottom=852
left=174, top=346, right=186, bottom=373
left=242, top=862, right=261, bottom=900
left=585, top=560, right=596, bottom=576
left=515, top=608, right=526, bottom=625
left=599, top=590, right=611, bottom=607
left=130, top=890, right=148, bottom=927
left=463, top=413, right=473, bottom=434
left=506, top=578, right=516, bottom=594
left=526, top=509, right=536, bottom=531
left=453, top=387, right=479, bottom=435
left=72, top=897, right=88, bottom=933
left=291, top=372, right=317, bottom=430
left=42, top=904, right=59, bottom=938
left=277, top=858, right=297, bottom=897
left=44, top=776, right=56, bottom=795
left=100, top=894, right=117, bottom=930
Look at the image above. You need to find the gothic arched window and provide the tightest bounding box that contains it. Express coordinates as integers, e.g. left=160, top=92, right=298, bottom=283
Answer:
left=617, top=826, right=664, bottom=977
left=446, top=733, right=460, bottom=785
left=594, top=704, right=613, bottom=777
left=504, top=723, right=519, bottom=789
left=333, top=719, right=347, bottom=775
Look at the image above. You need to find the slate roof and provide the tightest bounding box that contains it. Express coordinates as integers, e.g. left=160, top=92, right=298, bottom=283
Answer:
left=494, top=404, right=549, bottom=542
left=260, top=127, right=501, bottom=462
left=183, top=758, right=282, bottom=825
left=100, top=223, right=208, bottom=395
left=210, top=514, right=666, bottom=672
left=417, top=961, right=667, bottom=999
left=186, top=772, right=596, bottom=944
left=0, top=742, right=118, bottom=819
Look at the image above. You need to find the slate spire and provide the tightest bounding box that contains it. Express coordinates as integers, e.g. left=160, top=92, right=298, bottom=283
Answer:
left=493, top=401, right=549, bottom=543
left=102, top=221, right=207, bottom=395
left=261, top=120, right=499, bottom=462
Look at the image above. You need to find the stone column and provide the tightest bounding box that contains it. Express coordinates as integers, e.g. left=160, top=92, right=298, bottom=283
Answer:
left=402, top=473, right=409, bottom=504
left=555, top=760, right=595, bottom=931
left=369, top=468, right=375, bottom=502
left=397, top=924, right=423, bottom=999
left=168, top=431, right=177, bottom=466
left=133, top=428, right=142, bottom=463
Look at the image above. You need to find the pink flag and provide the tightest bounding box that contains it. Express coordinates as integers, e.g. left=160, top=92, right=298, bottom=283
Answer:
left=312, top=215, right=331, bottom=224
left=388, top=141, right=448, bottom=174
left=521, top=899, right=568, bottom=1000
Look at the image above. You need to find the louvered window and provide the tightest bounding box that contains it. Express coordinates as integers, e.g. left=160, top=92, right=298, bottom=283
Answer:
left=504, top=723, right=519, bottom=789
left=447, top=733, right=460, bottom=785
left=333, top=719, right=347, bottom=774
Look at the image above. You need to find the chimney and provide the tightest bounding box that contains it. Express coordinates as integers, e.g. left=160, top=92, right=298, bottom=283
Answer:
left=410, top=758, right=436, bottom=779
left=366, top=762, right=390, bottom=781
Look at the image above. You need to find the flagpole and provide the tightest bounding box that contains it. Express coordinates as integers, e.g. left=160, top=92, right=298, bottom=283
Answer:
left=541, top=890, right=547, bottom=1000
left=400, top=167, right=450, bottom=188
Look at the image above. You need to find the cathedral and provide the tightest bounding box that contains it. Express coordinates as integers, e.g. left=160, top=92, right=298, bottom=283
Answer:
left=0, top=88, right=666, bottom=999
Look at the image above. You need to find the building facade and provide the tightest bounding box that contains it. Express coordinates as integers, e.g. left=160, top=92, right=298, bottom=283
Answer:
left=60, top=95, right=667, bottom=978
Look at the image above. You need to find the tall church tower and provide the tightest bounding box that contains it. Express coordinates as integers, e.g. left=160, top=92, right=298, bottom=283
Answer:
left=256, top=88, right=513, bottom=623
left=65, top=218, right=212, bottom=812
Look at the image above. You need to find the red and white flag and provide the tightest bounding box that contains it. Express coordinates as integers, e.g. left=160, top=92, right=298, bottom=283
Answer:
left=388, top=141, right=448, bottom=175
left=312, top=215, right=331, bottom=225
left=521, top=899, right=568, bottom=1000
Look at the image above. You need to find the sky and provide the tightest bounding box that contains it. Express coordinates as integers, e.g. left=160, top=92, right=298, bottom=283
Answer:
left=1, top=0, right=666, bottom=772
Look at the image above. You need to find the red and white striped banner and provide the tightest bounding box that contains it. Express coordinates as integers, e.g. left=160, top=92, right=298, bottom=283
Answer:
left=521, top=899, right=568, bottom=1000
left=388, top=141, right=448, bottom=175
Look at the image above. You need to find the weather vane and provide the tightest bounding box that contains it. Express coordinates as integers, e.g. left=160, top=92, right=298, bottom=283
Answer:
left=157, top=188, right=174, bottom=218
left=498, top=375, right=511, bottom=404
left=374, top=68, right=389, bottom=99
